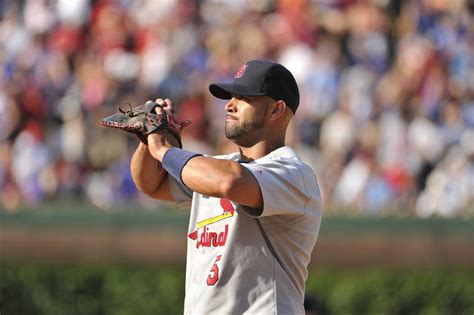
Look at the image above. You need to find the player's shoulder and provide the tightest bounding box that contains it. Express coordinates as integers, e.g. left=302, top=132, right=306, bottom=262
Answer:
left=245, top=146, right=315, bottom=182
left=251, top=146, right=321, bottom=199
left=259, top=146, right=311, bottom=169
left=209, top=152, right=240, bottom=161
left=211, top=147, right=313, bottom=174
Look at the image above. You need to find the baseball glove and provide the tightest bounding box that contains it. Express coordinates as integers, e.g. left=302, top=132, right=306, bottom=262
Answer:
left=100, top=101, right=182, bottom=146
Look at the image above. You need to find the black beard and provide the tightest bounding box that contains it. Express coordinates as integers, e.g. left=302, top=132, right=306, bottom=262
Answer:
left=225, top=120, right=265, bottom=139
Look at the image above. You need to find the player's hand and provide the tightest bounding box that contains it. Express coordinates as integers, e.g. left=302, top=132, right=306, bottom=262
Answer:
left=146, top=98, right=192, bottom=161
left=154, top=98, right=192, bottom=133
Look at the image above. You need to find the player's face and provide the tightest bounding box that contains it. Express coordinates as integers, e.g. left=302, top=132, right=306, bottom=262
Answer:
left=224, top=95, right=271, bottom=143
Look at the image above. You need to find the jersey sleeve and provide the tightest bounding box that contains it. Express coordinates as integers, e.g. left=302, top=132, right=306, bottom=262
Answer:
left=240, top=159, right=318, bottom=217
left=168, top=176, right=193, bottom=208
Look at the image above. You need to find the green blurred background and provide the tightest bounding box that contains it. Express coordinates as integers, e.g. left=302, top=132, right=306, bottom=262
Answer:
left=2, top=0, right=474, bottom=314
left=1, top=202, right=474, bottom=314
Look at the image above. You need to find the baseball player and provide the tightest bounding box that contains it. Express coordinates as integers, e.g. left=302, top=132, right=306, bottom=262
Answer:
left=129, top=60, right=322, bottom=314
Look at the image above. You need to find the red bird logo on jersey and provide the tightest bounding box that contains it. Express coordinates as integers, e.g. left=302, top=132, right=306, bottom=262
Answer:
left=187, top=199, right=235, bottom=242
left=219, top=198, right=235, bottom=215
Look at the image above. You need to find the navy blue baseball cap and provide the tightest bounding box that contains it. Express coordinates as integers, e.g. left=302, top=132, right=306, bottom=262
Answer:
left=209, top=60, right=300, bottom=114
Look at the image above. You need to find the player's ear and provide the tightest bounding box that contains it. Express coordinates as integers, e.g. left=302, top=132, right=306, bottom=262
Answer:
left=269, top=100, right=287, bottom=120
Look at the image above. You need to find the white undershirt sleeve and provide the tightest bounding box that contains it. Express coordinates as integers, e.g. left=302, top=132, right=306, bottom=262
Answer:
left=168, top=176, right=193, bottom=208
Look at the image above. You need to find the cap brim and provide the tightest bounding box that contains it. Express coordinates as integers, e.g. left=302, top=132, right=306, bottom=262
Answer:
left=209, top=83, right=264, bottom=100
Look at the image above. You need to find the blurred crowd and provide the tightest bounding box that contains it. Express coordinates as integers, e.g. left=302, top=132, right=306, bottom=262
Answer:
left=1, top=0, right=473, bottom=217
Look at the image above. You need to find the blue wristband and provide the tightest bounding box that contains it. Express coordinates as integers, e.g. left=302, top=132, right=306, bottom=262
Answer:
left=161, top=147, right=202, bottom=186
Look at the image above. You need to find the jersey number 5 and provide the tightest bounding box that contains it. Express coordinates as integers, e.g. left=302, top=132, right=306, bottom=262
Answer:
left=206, top=255, right=222, bottom=286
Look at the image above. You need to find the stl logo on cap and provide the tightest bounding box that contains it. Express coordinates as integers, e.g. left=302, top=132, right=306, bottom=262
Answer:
left=234, top=63, right=248, bottom=78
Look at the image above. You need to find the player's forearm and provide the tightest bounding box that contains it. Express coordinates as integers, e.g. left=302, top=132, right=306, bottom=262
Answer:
left=147, top=134, right=262, bottom=207
left=147, top=139, right=239, bottom=196
left=148, top=144, right=232, bottom=195
left=130, top=142, right=166, bottom=194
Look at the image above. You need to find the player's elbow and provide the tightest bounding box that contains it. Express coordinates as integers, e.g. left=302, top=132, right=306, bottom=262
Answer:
left=135, top=183, right=157, bottom=196
left=132, top=177, right=159, bottom=196
left=217, top=173, right=245, bottom=199
left=218, top=176, right=236, bottom=199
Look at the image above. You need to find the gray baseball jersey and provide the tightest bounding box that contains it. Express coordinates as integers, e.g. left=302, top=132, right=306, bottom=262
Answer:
left=169, top=146, right=322, bottom=314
